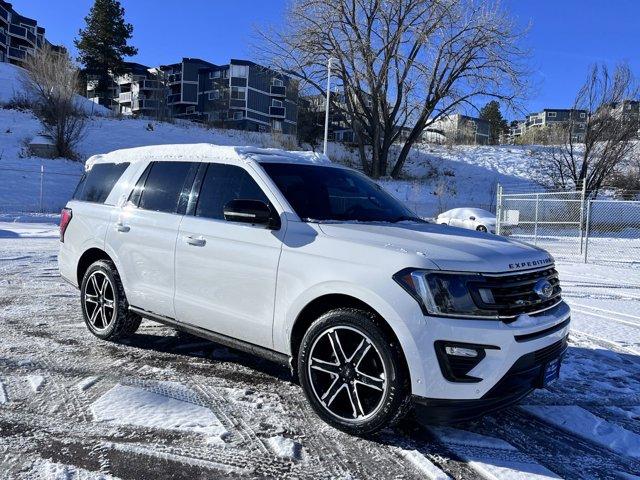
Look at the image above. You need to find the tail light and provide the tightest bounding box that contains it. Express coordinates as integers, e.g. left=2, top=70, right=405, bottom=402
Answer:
left=60, top=208, right=72, bottom=242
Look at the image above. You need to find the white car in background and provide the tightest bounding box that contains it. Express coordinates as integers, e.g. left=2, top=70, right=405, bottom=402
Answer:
left=437, top=207, right=496, bottom=233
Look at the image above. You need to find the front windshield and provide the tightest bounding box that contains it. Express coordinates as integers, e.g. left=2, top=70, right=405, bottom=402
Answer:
left=261, top=162, right=423, bottom=223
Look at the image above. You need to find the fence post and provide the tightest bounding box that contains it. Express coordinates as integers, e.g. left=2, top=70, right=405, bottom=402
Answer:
left=583, top=199, right=592, bottom=263
left=534, top=193, right=539, bottom=245
left=496, top=183, right=502, bottom=235
left=579, top=181, right=587, bottom=254
left=39, top=164, right=44, bottom=213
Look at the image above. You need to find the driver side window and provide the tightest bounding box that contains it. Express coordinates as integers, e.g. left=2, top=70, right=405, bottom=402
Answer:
left=195, top=163, right=270, bottom=220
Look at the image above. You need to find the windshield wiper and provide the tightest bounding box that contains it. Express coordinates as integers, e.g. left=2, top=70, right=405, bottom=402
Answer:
left=391, top=215, right=427, bottom=223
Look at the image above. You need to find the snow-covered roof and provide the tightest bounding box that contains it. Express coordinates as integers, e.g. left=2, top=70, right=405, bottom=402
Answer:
left=85, top=144, right=333, bottom=169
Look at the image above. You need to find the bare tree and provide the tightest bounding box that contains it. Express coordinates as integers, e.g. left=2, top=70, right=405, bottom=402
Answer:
left=546, top=63, right=639, bottom=193
left=21, top=45, right=86, bottom=159
left=256, top=0, right=528, bottom=178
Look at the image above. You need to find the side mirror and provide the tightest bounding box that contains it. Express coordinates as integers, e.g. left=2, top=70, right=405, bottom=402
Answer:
left=469, top=216, right=476, bottom=221
left=223, top=199, right=280, bottom=229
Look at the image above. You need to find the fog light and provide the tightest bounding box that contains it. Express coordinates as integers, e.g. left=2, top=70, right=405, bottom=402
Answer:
left=445, top=346, right=479, bottom=357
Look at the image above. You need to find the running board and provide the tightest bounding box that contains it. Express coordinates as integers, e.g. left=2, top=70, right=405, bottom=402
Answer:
left=129, top=306, right=290, bottom=366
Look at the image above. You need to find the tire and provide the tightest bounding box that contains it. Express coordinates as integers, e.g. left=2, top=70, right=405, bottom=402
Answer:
left=298, top=308, right=410, bottom=435
left=80, top=260, right=141, bottom=340
left=476, top=225, right=488, bottom=233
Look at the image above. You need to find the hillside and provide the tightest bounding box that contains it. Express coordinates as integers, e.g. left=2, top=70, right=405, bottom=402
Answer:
left=0, top=63, right=547, bottom=216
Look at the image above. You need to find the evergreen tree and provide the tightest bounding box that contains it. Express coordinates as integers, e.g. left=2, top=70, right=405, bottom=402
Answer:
left=479, top=100, right=509, bottom=144
left=297, top=103, right=323, bottom=151
left=75, top=0, right=137, bottom=105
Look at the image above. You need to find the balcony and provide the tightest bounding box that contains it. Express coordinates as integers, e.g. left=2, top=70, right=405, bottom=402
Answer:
left=141, top=79, right=161, bottom=90
left=118, top=91, right=132, bottom=103
left=269, top=106, right=286, bottom=118
left=0, top=31, right=7, bottom=46
left=132, top=99, right=160, bottom=111
left=270, top=85, right=286, bottom=97
left=7, top=47, right=27, bottom=61
left=9, top=24, right=36, bottom=46
left=0, top=6, right=8, bottom=24
left=168, top=73, right=182, bottom=84
left=168, top=93, right=181, bottom=104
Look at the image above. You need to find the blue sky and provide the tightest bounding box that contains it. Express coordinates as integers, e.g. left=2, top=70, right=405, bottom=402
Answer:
left=16, top=0, right=640, bottom=120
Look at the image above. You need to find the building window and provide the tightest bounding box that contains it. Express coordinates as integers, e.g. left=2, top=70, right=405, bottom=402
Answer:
left=547, top=112, right=557, bottom=118
left=231, top=86, right=246, bottom=100
left=272, top=78, right=283, bottom=87
left=208, top=91, right=220, bottom=100
left=230, top=64, right=249, bottom=78
left=209, top=71, right=222, bottom=79
left=580, top=112, right=586, bottom=118
left=272, top=99, right=283, bottom=107
left=186, top=106, right=196, bottom=114
left=233, top=110, right=244, bottom=120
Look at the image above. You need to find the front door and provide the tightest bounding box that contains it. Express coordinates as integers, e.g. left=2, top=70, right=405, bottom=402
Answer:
left=174, top=163, right=284, bottom=348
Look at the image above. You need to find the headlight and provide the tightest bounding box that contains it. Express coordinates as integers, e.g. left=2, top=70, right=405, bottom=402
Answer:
left=393, top=269, right=498, bottom=319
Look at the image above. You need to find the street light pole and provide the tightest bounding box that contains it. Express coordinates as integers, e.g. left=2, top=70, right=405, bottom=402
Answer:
left=323, top=57, right=334, bottom=155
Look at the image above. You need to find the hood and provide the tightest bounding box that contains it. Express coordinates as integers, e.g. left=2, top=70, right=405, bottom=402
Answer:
left=317, top=222, right=553, bottom=273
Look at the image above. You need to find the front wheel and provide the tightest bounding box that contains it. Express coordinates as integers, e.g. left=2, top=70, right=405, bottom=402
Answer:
left=80, top=260, right=141, bottom=340
left=476, top=225, right=488, bottom=233
left=298, top=308, right=410, bottom=435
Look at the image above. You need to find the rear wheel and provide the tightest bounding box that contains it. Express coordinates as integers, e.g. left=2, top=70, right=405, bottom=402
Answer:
left=80, top=260, right=141, bottom=340
left=476, top=225, right=488, bottom=232
left=298, top=308, right=410, bottom=435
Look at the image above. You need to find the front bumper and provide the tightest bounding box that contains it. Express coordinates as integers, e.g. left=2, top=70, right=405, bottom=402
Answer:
left=413, top=334, right=568, bottom=424
left=404, top=301, right=571, bottom=400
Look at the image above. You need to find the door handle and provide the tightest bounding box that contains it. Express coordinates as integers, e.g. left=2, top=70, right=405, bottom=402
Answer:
left=115, top=222, right=130, bottom=233
left=185, top=235, right=206, bottom=247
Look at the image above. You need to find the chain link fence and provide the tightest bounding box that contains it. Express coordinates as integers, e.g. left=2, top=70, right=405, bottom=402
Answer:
left=0, top=166, right=82, bottom=215
left=497, top=185, right=640, bottom=264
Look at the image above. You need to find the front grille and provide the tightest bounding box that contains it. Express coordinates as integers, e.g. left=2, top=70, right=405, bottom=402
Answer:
left=470, top=267, right=562, bottom=320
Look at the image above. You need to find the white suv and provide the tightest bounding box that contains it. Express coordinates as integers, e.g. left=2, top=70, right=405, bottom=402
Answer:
left=58, top=144, right=570, bottom=435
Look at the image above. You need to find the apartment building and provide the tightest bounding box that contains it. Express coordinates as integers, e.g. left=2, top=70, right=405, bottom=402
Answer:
left=158, top=57, right=215, bottom=119
left=610, top=100, right=640, bottom=137
left=0, top=1, right=61, bottom=66
left=113, top=62, right=164, bottom=117
left=428, top=114, right=491, bottom=145
left=88, top=57, right=299, bottom=134
left=526, top=108, right=587, bottom=141
left=197, top=59, right=298, bottom=134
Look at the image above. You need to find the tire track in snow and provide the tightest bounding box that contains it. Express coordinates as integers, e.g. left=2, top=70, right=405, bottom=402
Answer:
left=475, top=408, right=640, bottom=479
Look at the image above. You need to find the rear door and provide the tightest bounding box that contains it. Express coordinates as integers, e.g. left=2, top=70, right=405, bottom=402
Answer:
left=174, top=162, right=285, bottom=347
left=106, top=161, right=197, bottom=319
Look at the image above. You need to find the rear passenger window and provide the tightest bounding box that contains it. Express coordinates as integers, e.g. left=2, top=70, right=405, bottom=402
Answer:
left=196, top=164, right=269, bottom=220
left=73, top=162, right=130, bottom=203
left=138, top=161, right=195, bottom=213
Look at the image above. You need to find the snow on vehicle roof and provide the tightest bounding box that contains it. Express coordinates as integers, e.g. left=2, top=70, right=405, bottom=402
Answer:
left=85, top=144, right=333, bottom=169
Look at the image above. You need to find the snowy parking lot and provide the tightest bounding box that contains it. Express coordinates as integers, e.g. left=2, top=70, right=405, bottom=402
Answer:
left=1, top=221, right=639, bottom=479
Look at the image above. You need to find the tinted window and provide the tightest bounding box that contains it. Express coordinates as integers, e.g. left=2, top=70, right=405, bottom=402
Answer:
left=138, top=161, right=195, bottom=213
left=73, top=162, right=130, bottom=203
left=196, top=164, right=269, bottom=220
left=262, top=163, right=421, bottom=223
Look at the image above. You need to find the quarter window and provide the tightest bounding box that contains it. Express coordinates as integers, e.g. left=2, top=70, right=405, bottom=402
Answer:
left=73, top=162, right=130, bottom=204
left=137, top=161, right=196, bottom=214
left=195, top=164, right=270, bottom=220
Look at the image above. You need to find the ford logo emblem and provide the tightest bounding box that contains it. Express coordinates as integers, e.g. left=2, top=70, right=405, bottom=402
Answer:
left=533, top=279, right=554, bottom=299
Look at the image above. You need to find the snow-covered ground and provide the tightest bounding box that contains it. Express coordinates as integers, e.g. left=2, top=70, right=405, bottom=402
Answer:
left=0, top=221, right=639, bottom=479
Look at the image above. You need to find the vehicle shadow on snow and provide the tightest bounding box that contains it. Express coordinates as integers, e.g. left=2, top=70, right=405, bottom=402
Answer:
left=115, top=328, right=293, bottom=383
